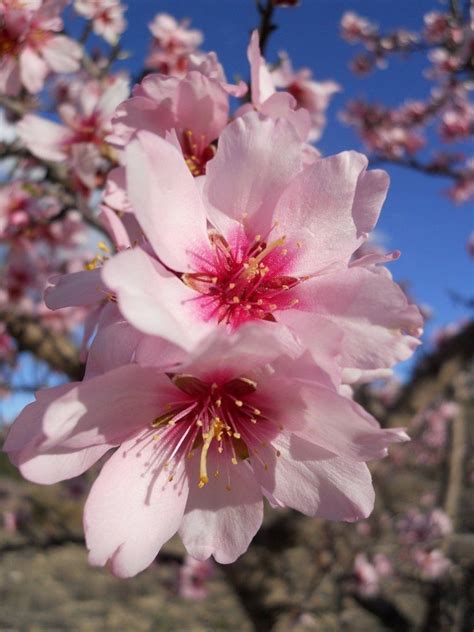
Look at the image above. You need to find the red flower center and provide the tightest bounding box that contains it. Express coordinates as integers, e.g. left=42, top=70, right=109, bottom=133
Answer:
left=183, top=230, right=301, bottom=327
left=151, top=374, right=280, bottom=489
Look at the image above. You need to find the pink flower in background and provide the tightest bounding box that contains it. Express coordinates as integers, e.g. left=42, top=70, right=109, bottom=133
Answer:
left=397, top=508, right=452, bottom=544
left=103, top=113, right=422, bottom=380
left=0, top=0, right=82, bottom=96
left=271, top=50, right=341, bottom=142
left=179, top=555, right=213, bottom=600
left=74, top=0, right=126, bottom=45
left=341, top=12, right=377, bottom=43
left=146, top=13, right=203, bottom=77
left=448, top=158, right=474, bottom=204
left=423, top=12, right=450, bottom=44
left=353, top=552, right=392, bottom=596
left=17, top=74, right=129, bottom=188
left=235, top=31, right=314, bottom=143
left=413, top=548, right=451, bottom=580
left=4, top=323, right=408, bottom=576
left=0, top=181, right=60, bottom=240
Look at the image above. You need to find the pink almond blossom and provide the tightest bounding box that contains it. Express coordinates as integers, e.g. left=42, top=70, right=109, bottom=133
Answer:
left=271, top=50, right=341, bottom=142
left=103, top=113, right=422, bottom=379
left=0, top=0, right=82, bottom=96
left=4, top=323, right=408, bottom=577
left=17, top=74, right=129, bottom=188
left=74, top=0, right=126, bottom=45
left=146, top=13, right=203, bottom=77
left=235, top=31, right=313, bottom=143
left=109, top=70, right=231, bottom=177
left=178, top=555, right=213, bottom=600
left=0, top=180, right=60, bottom=240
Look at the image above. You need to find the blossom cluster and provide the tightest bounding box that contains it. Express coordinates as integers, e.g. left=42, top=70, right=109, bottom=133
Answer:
left=340, top=7, right=474, bottom=204
left=1, top=3, right=424, bottom=578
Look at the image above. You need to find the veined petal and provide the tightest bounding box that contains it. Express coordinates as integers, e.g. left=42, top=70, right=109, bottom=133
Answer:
left=125, top=130, right=210, bottom=272
left=85, top=430, right=189, bottom=578
left=180, top=452, right=263, bottom=563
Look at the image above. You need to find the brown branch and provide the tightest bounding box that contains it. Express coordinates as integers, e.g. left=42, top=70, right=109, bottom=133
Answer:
left=0, top=310, right=84, bottom=381
left=255, top=0, right=277, bottom=57
left=370, top=155, right=463, bottom=182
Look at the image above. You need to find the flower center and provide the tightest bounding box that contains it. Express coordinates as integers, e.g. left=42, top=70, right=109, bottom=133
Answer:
left=0, top=27, right=19, bottom=56
left=181, top=129, right=215, bottom=176
left=151, top=374, right=280, bottom=489
left=183, top=231, right=301, bottom=327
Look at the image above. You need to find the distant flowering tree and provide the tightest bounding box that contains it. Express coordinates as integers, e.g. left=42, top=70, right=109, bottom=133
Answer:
left=340, top=3, right=474, bottom=204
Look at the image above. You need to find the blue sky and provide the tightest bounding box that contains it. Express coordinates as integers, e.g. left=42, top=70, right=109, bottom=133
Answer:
left=2, top=0, right=473, bottom=422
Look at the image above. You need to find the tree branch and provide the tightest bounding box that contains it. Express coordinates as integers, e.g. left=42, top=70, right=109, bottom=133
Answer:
left=255, top=0, right=277, bottom=57
left=0, top=310, right=84, bottom=381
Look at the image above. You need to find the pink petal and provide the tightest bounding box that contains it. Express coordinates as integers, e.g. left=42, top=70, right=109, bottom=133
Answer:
left=253, top=433, right=375, bottom=520
left=41, top=35, right=82, bottom=73
left=296, top=266, right=423, bottom=370
left=19, top=444, right=113, bottom=485
left=5, top=384, right=114, bottom=484
left=273, top=312, right=344, bottom=388
left=204, top=112, right=304, bottom=238
left=84, top=431, right=189, bottom=577
left=19, top=47, right=49, bottom=94
left=45, top=268, right=106, bottom=309
left=84, top=319, right=143, bottom=379
left=125, top=130, right=209, bottom=272
left=39, top=364, right=171, bottom=451
left=275, top=152, right=389, bottom=275
left=0, top=56, right=21, bottom=96
left=294, top=383, right=409, bottom=461
left=248, top=30, right=275, bottom=107
left=99, top=205, right=131, bottom=250
left=17, top=114, right=70, bottom=162
left=180, top=452, right=263, bottom=563
left=180, top=321, right=302, bottom=381
left=102, top=247, right=214, bottom=350
left=102, top=167, right=132, bottom=213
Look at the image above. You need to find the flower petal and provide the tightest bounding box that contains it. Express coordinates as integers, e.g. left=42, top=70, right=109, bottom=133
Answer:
left=180, top=452, right=263, bottom=563
left=84, top=431, right=189, bottom=577
left=275, top=152, right=389, bottom=274
left=204, top=112, right=303, bottom=238
left=125, top=130, right=209, bottom=272
left=253, top=433, right=375, bottom=521
left=102, top=247, right=213, bottom=350
left=296, top=266, right=423, bottom=370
